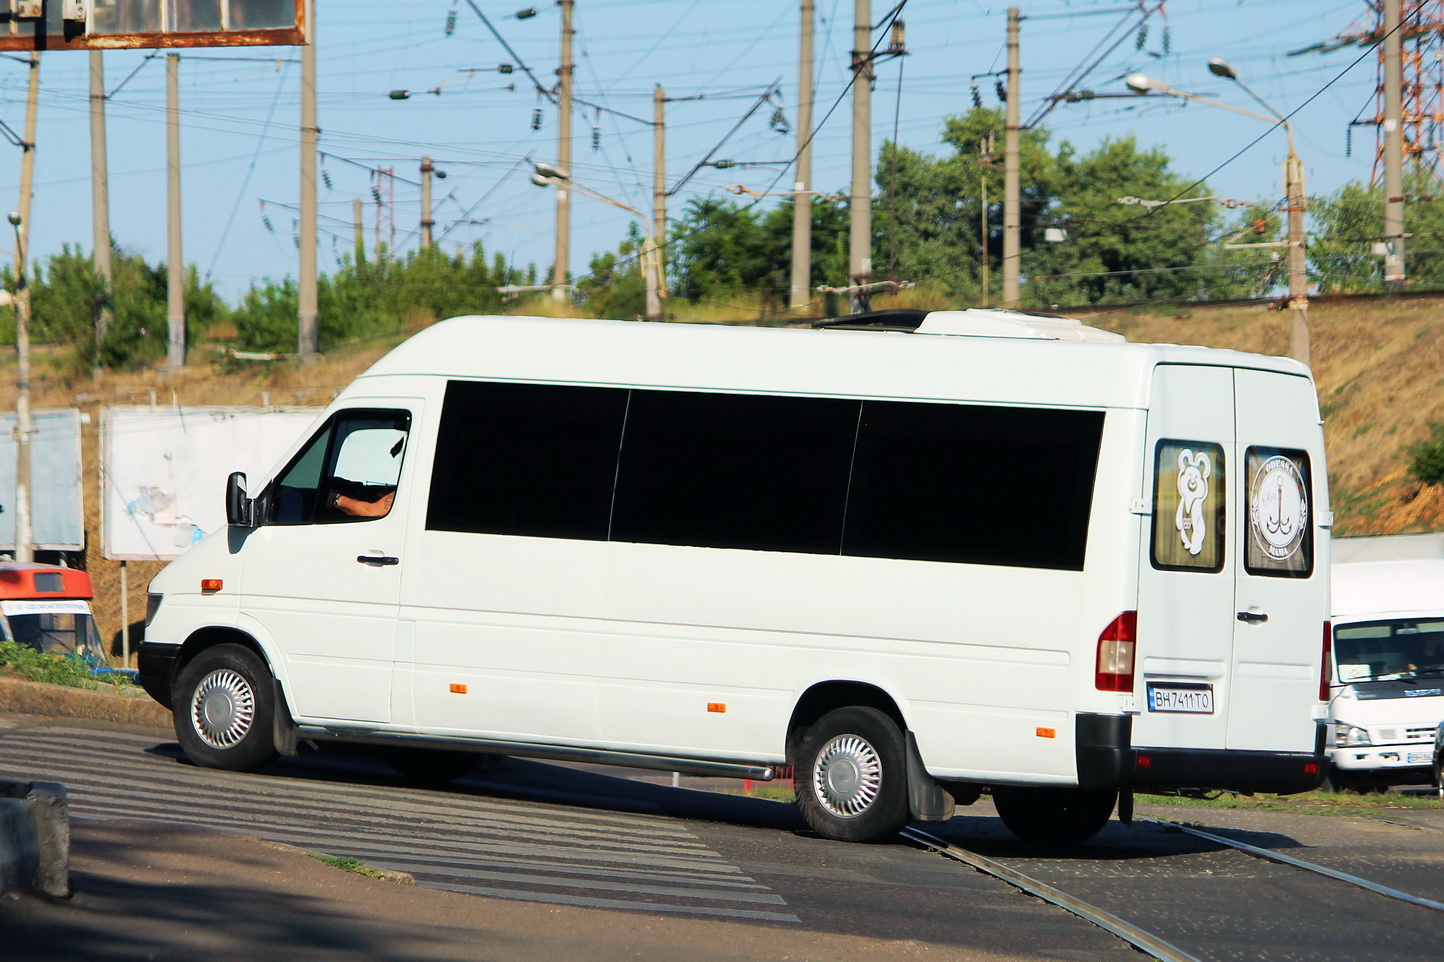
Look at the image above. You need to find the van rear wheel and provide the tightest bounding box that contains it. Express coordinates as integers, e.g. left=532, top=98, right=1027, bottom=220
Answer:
left=992, top=786, right=1116, bottom=845
left=795, top=706, right=910, bottom=843
left=173, top=644, right=277, bottom=772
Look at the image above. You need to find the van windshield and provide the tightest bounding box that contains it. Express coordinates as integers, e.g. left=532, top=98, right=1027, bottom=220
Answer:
left=1334, top=619, right=1444, bottom=683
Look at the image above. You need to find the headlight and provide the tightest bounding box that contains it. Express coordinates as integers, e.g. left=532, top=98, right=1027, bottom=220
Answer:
left=1335, top=725, right=1372, bottom=748
left=145, top=593, right=163, bottom=627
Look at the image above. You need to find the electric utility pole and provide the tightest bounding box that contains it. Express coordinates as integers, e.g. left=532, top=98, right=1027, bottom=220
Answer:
left=1002, top=6, right=1021, bottom=307
left=653, top=84, right=666, bottom=317
left=166, top=54, right=185, bottom=369
left=791, top=0, right=815, bottom=313
left=552, top=0, right=575, bottom=301
left=90, top=50, right=113, bottom=370
left=298, top=1, right=319, bottom=355
left=11, top=54, right=39, bottom=563
left=849, top=0, right=873, bottom=313
left=1383, top=0, right=1405, bottom=290
left=421, top=155, right=435, bottom=249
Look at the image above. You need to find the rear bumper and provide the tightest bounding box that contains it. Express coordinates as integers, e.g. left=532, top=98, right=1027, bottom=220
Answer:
left=137, top=642, right=180, bottom=711
left=1077, top=712, right=1327, bottom=795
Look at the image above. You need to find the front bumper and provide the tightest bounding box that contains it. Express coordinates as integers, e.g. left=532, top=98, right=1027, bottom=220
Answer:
left=137, top=642, right=181, bottom=710
left=1330, top=745, right=1435, bottom=773
left=1077, top=712, right=1328, bottom=795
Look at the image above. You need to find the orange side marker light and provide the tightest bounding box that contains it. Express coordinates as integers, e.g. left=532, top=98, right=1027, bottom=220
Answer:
left=707, top=703, right=727, bottom=713
left=1035, top=727, right=1056, bottom=739
left=449, top=683, right=467, bottom=694
left=200, top=579, right=223, bottom=593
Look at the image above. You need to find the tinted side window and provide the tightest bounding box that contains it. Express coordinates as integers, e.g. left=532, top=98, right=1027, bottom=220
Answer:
left=426, top=381, right=627, bottom=540
left=843, top=402, right=1104, bottom=570
left=611, top=391, right=858, bottom=553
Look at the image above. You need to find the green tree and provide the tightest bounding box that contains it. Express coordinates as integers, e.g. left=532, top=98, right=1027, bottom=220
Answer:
left=1310, top=169, right=1444, bottom=293
left=1025, top=137, right=1216, bottom=305
left=874, top=108, right=1055, bottom=301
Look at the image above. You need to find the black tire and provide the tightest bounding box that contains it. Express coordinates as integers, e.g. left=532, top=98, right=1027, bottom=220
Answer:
left=1434, top=751, right=1443, bottom=800
left=1321, top=767, right=1366, bottom=794
left=992, top=786, right=1117, bottom=845
left=386, top=748, right=481, bottom=784
left=794, top=706, right=910, bottom=843
left=173, top=643, right=278, bottom=772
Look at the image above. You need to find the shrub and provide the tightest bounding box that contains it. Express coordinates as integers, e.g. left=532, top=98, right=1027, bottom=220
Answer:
left=1407, top=422, right=1444, bottom=486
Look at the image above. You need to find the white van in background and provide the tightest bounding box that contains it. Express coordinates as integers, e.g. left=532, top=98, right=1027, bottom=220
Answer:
left=1328, top=534, right=1444, bottom=792
left=138, top=310, right=1333, bottom=844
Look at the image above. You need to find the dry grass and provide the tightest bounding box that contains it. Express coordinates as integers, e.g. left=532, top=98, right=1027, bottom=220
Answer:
left=0, top=295, right=1438, bottom=660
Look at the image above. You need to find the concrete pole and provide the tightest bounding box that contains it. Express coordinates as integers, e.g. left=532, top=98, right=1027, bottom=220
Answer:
left=980, top=163, right=989, bottom=308
left=353, top=197, right=364, bottom=262
left=652, top=85, right=666, bottom=316
left=849, top=0, right=872, bottom=314
left=552, top=0, right=574, bottom=301
left=420, top=156, right=435, bottom=249
left=1002, top=6, right=1021, bottom=307
left=298, top=3, right=319, bottom=355
left=1285, top=149, right=1309, bottom=366
left=89, top=51, right=113, bottom=369
left=1383, top=0, right=1405, bottom=290
left=790, top=0, right=815, bottom=313
left=166, top=54, right=185, bottom=370
left=11, top=54, right=39, bottom=563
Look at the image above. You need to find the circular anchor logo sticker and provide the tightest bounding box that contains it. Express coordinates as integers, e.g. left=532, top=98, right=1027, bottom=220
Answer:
left=1249, top=455, right=1308, bottom=562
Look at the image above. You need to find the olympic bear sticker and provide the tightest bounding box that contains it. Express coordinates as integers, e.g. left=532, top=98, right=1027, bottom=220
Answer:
left=1174, top=449, right=1211, bottom=556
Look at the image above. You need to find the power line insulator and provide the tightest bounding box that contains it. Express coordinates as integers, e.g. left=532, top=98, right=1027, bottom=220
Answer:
left=970, top=84, right=982, bottom=109
left=995, top=79, right=1007, bottom=104
left=532, top=107, right=542, bottom=130
left=1136, top=23, right=1147, bottom=51
left=444, top=3, right=457, bottom=36
left=592, top=125, right=600, bottom=150
left=770, top=106, right=791, bottom=134
left=1161, top=24, right=1171, bottom=55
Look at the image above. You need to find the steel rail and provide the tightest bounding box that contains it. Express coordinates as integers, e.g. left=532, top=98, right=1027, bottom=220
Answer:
left=1139, top=817, right=1444, bottom=914
left=899, top=827, right=1203, bottom=962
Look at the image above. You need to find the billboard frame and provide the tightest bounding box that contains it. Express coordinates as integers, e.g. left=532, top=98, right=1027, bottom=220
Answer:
left=0, top=0, right=305, bottom=52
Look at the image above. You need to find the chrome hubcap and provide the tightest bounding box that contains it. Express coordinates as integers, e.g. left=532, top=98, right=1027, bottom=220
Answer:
left=191, top=668, right=255, bottom=749
left=813, top=733, right=882, bottom=818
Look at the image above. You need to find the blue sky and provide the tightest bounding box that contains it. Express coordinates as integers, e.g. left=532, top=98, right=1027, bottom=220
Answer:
left=0, top=0, right=1386, bottom=302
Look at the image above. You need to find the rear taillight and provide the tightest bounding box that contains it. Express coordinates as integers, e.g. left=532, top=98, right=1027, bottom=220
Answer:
left=1096, top=611, right=1137, bottom=692
left=1319, top=621, right=1332, bottom=702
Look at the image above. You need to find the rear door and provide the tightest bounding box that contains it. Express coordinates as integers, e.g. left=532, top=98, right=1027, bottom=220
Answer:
left=1135, top=364, right=1236, bottom=751
left=1227, top=368, right=1328, bottom=752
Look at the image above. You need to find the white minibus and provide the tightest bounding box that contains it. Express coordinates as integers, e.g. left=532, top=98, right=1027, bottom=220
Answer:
left=139, top=309, right=1332, bottom=844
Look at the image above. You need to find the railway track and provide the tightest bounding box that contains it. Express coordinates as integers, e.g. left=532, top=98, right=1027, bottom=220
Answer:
left=904, top=807, right=1444, bottom=962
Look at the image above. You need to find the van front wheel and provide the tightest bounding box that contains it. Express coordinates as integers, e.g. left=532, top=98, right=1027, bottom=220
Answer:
left=174, top=644, right=278, bottom=772
left=795, top=707, right=910, bottom=843
left=992, top=786, right=1116, bottom=845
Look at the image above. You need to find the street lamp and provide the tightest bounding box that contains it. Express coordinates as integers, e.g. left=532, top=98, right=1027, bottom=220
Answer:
left=531, top=163, right=663, bottom=322
left=1126, top=65, right=1310, bottom=366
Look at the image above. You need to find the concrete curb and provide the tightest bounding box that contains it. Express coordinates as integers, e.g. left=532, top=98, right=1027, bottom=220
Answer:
left=0, top=675, right=171, bottom=730
left=0, top=780, right=69, bottom=898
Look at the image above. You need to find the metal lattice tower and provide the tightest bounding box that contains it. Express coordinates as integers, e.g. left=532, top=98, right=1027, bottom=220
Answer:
left=371, top=167, right=396, bottom=258
left=1324, top=1, right=1444, bottom=183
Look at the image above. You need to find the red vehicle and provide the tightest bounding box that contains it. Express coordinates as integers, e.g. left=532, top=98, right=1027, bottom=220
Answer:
left=0, top=562, right=105, bottom=661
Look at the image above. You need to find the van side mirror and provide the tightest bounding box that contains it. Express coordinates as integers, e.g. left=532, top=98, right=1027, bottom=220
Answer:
left=226, top=472, right=256, bottom=528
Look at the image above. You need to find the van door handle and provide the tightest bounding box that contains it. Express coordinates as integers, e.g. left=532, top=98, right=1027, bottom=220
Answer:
left=1236, top=610, right=1269, bottom=624
left=357, top=554, right=399, bottom=566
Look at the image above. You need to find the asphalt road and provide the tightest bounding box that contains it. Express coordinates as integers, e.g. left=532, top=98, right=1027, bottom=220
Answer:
left=4, top=715, right=1444, bottom=960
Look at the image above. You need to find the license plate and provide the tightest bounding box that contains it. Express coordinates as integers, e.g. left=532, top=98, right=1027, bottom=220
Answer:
left=1408, top=751, right=1433, bottom=765
left=1147, top=684, right=1215, bottom=714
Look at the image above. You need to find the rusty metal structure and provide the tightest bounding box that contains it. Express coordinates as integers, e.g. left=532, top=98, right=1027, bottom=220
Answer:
left=0, top=0, right=305, bottom=52
left=1300, top=1, right=1444, bottom=183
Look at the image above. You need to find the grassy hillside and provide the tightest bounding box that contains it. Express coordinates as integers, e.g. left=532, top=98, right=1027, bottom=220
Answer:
left=0, top=296, right=1439, bottom=661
